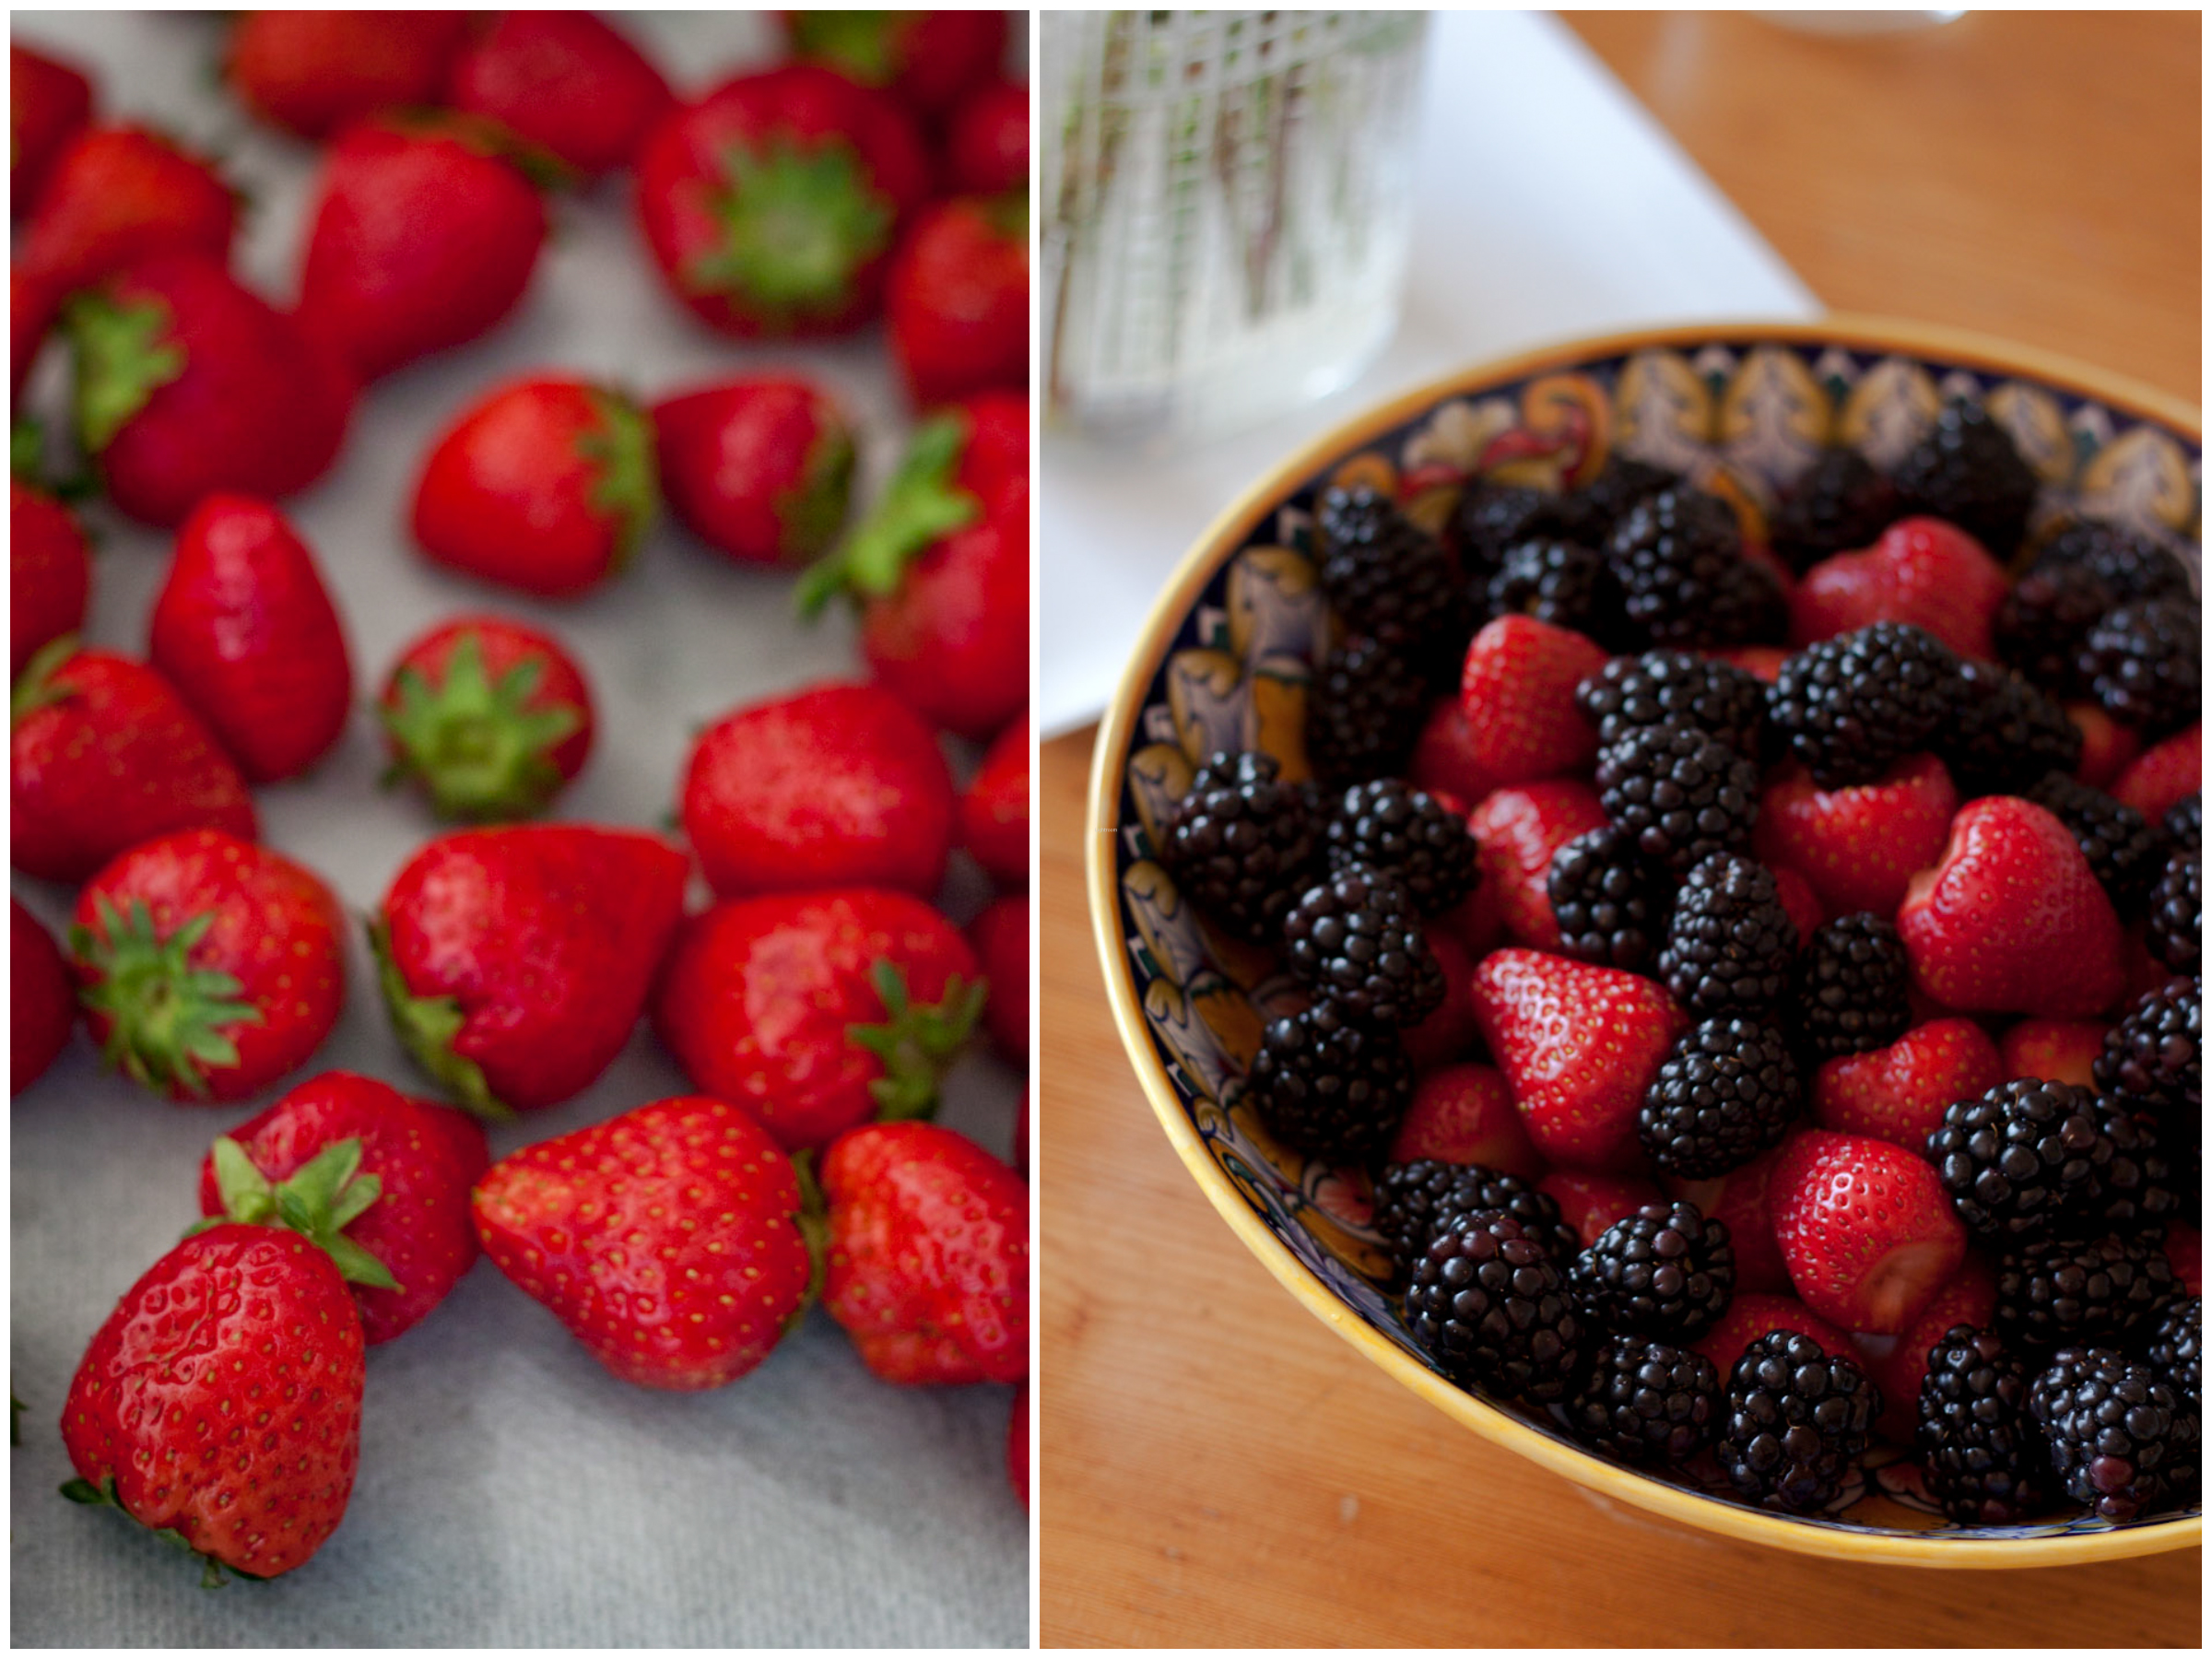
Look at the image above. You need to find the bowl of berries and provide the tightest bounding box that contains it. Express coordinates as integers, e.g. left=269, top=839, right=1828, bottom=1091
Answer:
left=1086, top=318, right=2202, bottom=1564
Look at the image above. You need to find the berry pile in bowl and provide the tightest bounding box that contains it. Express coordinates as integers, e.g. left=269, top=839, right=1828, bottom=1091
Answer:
left=1087, top=320, right=2201, bottom=1564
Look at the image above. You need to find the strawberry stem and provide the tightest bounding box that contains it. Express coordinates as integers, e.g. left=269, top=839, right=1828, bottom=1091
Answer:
left=191, top=1135, right=400, bottom=1292
left=379, top=630, right=581, bottom=821
left=368, top=917, right=512, bottom=1121
left=11, top=633, right=78, bottom=727
left=795, top=411, right=979, bottom=618
left=686, top=135, right=894, bottom=328
left=60, top=1474, right=265, bottom=1587
left=63, top=286, right=184, bottom=453
left=71, top=896, right=263, bottom=1099
left=786, top=1147, right=830, bottom=1330
left=576, top=388, right=659, bottom=568
left=848, top=959, right=987, bottom=1122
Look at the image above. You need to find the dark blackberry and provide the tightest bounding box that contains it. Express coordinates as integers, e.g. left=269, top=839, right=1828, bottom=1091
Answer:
left=1314, top=485, right=1471, bottom=683
left=2078, top=1101, right=2184, bottom=1238
left=1547, top=825, right=1669, bottom=973
left=1574, top=648, right=1766, bottom=761
left=1995, top=1232, right=2178, bottom=1351
left=2080, top=598, right=2202, bottom=736
left=1564, top=1335, right=1721, bottom=1466
left=1793, top=912, right=1912, bottom=1060
left=1717, top=1331, right=1879, bottom=1513
left=2023, top=773, right=2166, bottom=913
left=1281, top=865, right=1444, bottom=1029
left=2030, top=1347, right=2201, bottom=1521
left=1914, top=1325, right=2048, bottom=1524
left=1303, top=633, right=1430, bottom=785
left=2094, top=980, right=2201, bottom=1127
left=2146, top=850, right=2200, bottom=977
left=1571, top=1200, right=1735, bottom=1341
left=1928, top=1080, right=2171, bottom=1242
left=1406, top=1208, right=1584, bottom=1403
left=1769, top=447, right=1899, bottom=575
left=1323, top=779, right=1477, bottom=916
left=1766, top=623, right=1964, bottom=789
left=1940, top=659, right=2084, bottom=798
left=1638, top=1016, right=1800, bottom=1179
left=1888, top=398, right=2041, bottom=558
left=1485, top=537, right=1620, bottom=642
left=1559, top=456, right=1681, bottom=547
left=1158, top=750, right=1324, bottom=945
left=2143, top=1297, right=2201, bottom=1412
left=1656, top=853, right=1799, bottom=1017
left=2165, top=794, right=2201, bottom=855
left=2035, top=518, right=2194, bottom=605
left=1594, top=722, right=1760, bottom=877
left=1246, top=1001, right=1414, bottom=1165
left=1994, top=561, right=2108, bottom=698
left=1452, top=481, right=1569, bottom=589
left=1370, top=1159, right=1579, bottom=1272
left=1606, top=488, right=1787, bottom=650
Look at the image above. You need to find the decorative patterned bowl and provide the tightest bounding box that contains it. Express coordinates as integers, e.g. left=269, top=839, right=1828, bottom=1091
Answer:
left=1085, top=317, right=2202, bottom=1566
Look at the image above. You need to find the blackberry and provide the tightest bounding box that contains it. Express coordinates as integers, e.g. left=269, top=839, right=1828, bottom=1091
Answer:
left=1914, top=1325, right=2048, bottom=1524
left=1158, top=750, right=1324, bottom=944
left=2080, top=598, right=2202, bottom=735
left=1563, top=1335, right=1721, bottom=1465
left=1247, top=1001, right=1414, bottom=1165
left=1793, top=912, right=1912, bottom=1060
left=1717, top=1331, right=1879, bottom=1513
left=2023, top=773, right=2166, bottom=913
left=1767, top=623, right=1964, bottom=789
left=1606, top=488, right=1786, bottom=650
left=1995, top=1232, right=2178, bottom=1351
left=1994, top=561, right=2108, bottom=697
left=2146, top=850, right=2200, bottom=977
left=1594, top=722, right=1760, bottom=877
left=1485, top=537, right=1620, bottom=642
left=1547, top=825, right=1669, bottom=973
left=2143, top=1297, right=2202, bottom=1412
left=1656, top=853, right=1798, bottom=1016
left=1889, top=398, right=2040, bottom=558
left=1406, top=1208, right=1584, bottom=1403
left=1323, top=779, right=1477, bottom=916
left=2164, top=794, right=2201, bottom=855
left=2094, top=980, right=2201, bottom=1127
left=1452, top=481, right=1569, bottom=589
left=1927, top=1080, right=2173, bottom=1242
left=1941, top=659, right=2084, bottom=798
left=1769, top=447, right=1899, bottom=574
left=1304, top=633, right=1430, bottom=785
left=1638, top=1016, right=1800, bottom=1179
left=1370, top=1159, right=1579, bottom=1273
left=1314, top=485, right=1471, bottom=683
left=1571, top=1200, right=1735, bottom=1341
left=2030, top=1347, right=2201, bottom=1521
left=1574, top=648, right=1767, bottom=761
left=2034, top=517, right=2194, bottom=605
left=1281, top=866, right=1444, bottom=1029
left=1559, top=456, right=1680, bottom=546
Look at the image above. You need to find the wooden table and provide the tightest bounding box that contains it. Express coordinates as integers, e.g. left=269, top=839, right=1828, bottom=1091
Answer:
left=1039, top=10, right=2201, bottom=1646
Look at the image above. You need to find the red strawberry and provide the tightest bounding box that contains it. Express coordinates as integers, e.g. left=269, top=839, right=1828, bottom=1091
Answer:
left=147, top=494, right=353, bottom=784
left=196, top=1070, right=488, bottom=1344
left=2068, top=700, right=2141, bottom=791
left=888, top=194, right=1027, bottom=407
left=1693, top=1290, right=1854, bottom=1382
left=2166, top=1224, right=2202, bottom=1298
left=224, top=10, right=470, bottom=140
left=1751, top=753, right=1957, bottom=919
left=11, top=41, right=93, bottom=215
left=378, top=614, right=594, bottom=821
left=1465, top=779, right=1607, bottom=951
left=947, top=77, right=1028, bottom=196
left=960, top=710, right=1028, bottom=887
left=2111, top=724, right=2200, bottom=821
left=18, top=125, right=236, bottom=304
left=61, top=253, right=354, bottom=526
left=1710, top=643, right=1790, bottom=683
left=1771, top=1128, right=1966, bottom=1335
left=1386, top=1061, right=1538, bottom=1176
left=1407, top=696, right=1502, bottom=812
left=443, top=10, right=673, bottom=179
left=472, top=1094, right=815, bottom=1390
left=1897, top=795, right=2124, bottom=1018
left=1812, top=1017, right=2006, bottom=1150
left=1789, top=516, right=2009, bottom=660
left=1456, top=615, right=1608, bottom=788
left=782, top=10, right=1008, bottom=120
left=822, top=1120, right=1028, bottom=1385
left=13, top=264, right=56, bottom=396
left=1008, top=1381, right=1029, bottom=1508
left=1857, top=1253, right=1996, bottom=1442
left=635, top=65, right=930, bottom=338
left=1538, top=1169, right=1665, bottom=1250
left=1467, top=947, right=1688, bottom=1170
left=11, top=481, right=90, bottom=678
left=653, top=888, right=984, bottom=1151
left=1402, top=927, right=1481, bottom=1072
left=652, top=376, right=855, bottom=568
left=411, top=376, right=658, bottom=598
left=1998, top=1018, right=2107, bottom=1089
left=968, top=895, right=1028, bottom=1062
left=1769, top=864, right=1825, bottom=948
left=62, top=1224, right=363, bottom=1584
left=1665, top=1141, right=1791, bottom=1293
left=12, top=644, right=258, bottom=884
left=373, top=824, right=688, bottom=1115
left=13, top=898, right=74, bottom=1094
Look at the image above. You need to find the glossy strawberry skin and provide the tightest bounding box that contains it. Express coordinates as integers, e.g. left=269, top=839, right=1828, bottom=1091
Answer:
left=1997, top=1018, right=2105, bottom=1089
left=443, top=10, right=673, bottom=178
left=1388, top=1061, right=1537, bottom=1175
left=225, top=10, right=470, bottom=140
left=782, top=10, right=1008, bottom=120
left=1691, top=1290, right=1855, bottom=1382
left=1858, top=1254, right=1996, bottom=1442
left=2110, top=724, right=2200, bottom=822
left=1408, top=697, right=1504, bottom=812
left=1751, top=753, right=1958, bottom=920
left=1789, top=516, right=2009, bottom=661
left=960, top=711, right=1029, bottom=887
left=968, top=895, right=1028, bottom=1062
left=11, top=41, right=94, bottom=216
left=1537, top=1169, right=1665, bottom=1250
left=1811, top=1017, right=2006, bottom=1151
left=1665, top=1140, right=1792, bottom=1293
left=1771, top=1128, right=1967, bottom=1335
left=18, top=126, right=235, bottom=303
left=1466, top=779, right=1608, bottom=951
left=946, top=77, right=1028, bottom=196
left=653, top=377, right=854, bottom=567
left=2068, top=701, right=2141, bottom=791
left=888, top=196, right=1027, bottom=408
left=13, top=898, right=74, bottom=1094
left=1457, top=615, right=1610, bottom=789
left=11, top=480, right=90, bottom=677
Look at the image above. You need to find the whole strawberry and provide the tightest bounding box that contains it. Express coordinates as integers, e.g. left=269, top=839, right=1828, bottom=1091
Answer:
left=71, top=829, right=346, bottom=1102
left=378, top=615, right=594, bottom=820
left=11, top=480, right=90, bottom=677
left=374, top=824, right=688, bottom=1115
left=945, top=77, right=1029, bottom=197
left=62, top=1224, right=364, bottom=1584
left=887, top=194, right=1027, bottom=408
left=17, top=125, right=237, bottom=303
left=148, top=494, right=353, bottom=784
left=1470, top=778, right=1609, bottom=951
left=2112, top=724, right=2201, bottom=822
left=782, top=11, right=1008, bottom=121
left=411, top=376, right=658, bottom=598
left=1790, top=516, right=2010, bottom=661
left=11, top=40, right=94, bottom=215
left=1750, top=753, right=1958, bottom=920
left=1771, top=1127, right=1967, bottom=1335
left=652, top=376, right=855, bottom=567
left=472, top=1095, right=815, bottom=1390
left=1457, top=614, right=1609, bottom=788
left=224, top=10, right=469, bottom=139
left=13, top=898, right=75, bottom=1094
left=960, top=710, right=1029, bottom=888
left=1811, top=1017, right=2006, bottom=1150
left=443, top=10, right=673, bottom=179
left=822, top=1120, right=1029, bottom=1385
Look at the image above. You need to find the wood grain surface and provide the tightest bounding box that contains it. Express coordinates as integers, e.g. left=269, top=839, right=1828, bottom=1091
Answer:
left=1038, top=9, right=2201, bottom=1648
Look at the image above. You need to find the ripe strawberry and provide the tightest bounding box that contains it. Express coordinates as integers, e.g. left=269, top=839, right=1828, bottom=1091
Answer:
left=2166, top=1224, right=2202, bottom=1298
left=1769, top=864, right=1825, bottom=947
left=13, top=898, right=74, bottom=1094
left=224, top=10, right=469, bottom=140
left=782, top=11, right=1008, bottom=121
left=11, top=41, right=93, bottom=215
left=946, top=77, right=1028, bottom=196
left=378, top=615, right=594, bottom=821
left=1457, top=615, right=1609, bottom=787
left=472, top=1095, right=815, bottom=1390
left=1537, top=1169, right=1665, bottom=1250
left=2110, top=724, right=2200, bottom=821
left=11, top=481, right=90, bottom=677
left=17, top=126, right=236, bottom=305
left=411, top=377, right=658, bottom=598
left=1857, top=1253, right=1996, bottom=1442
left=960, top=710, right=1029, bottom=887
left=653, top=888, right=983, bottom=1151
left=1402, top=927, right=1481, bottom=1071
left=1771, top=1128, right=1966, bottom=1335
left=652, top=376, right=855, bottom=568
left=1465, top=779, right=1608, bottom=951
left=968, top=895, right=1028, bottom=1062
left=1467, top=947, right=1688, bottom=1171
left=147, top=494, right=353, bottom=784
left=1008, top=1382, right=1029, bottom=1508
left=12, top=644, right=257, bottom=884
left=1692, top=1290, right=1854, bottom=1382
left=1751, top=753, right=1958, bottom=920
left=888, top=194, right=1027, bottom=407
left=1408, top=696, right=1502, bottom=812
left=1811, top=1017, right=2006, bottom=1150
left=61, top=252, right=354, bottom=526
left=635, top=65, right=930, bottom=338
left=822, top=1120, right=1028, bottom=1385
left=443, top=10, right=673, bottom=179
left=1897, top=795, right=2124, bottom=1018
left=1709, top=643, right=1790, bottom=683
left=2068, top=700, right=2141, bottom=791
left=1998, top=1018, right=2106, bottom=1089
left=1386, top=1061, right=1539, bottom=1176
left=1665, top=1140, right=1791, bottom=1293
left=1789, top=516, right=2009, bottom=661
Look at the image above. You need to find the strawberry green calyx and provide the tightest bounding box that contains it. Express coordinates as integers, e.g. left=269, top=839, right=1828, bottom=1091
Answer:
left=189, top=1135, right=401, bottom=1292
left=71, top=896, right=263, bottom=1099
left=687, top=137, right=895, bottom=325
left=12, top=633, right=78, bottom=728
left=63, top=288, right=184, bottom=454
left=850, top=959, right=988, bottom=1122
left=778, top=420, right=858, bottom=564
left=368, top=917, right=512, bottom=1121
left=787, top=10, right=906, bottom=85
left=785, top=1148, right=830, bottom=1333
left=60, top=1475, right=265, bottom=1588
left=577, top=389, right=660, bottom=567
left=794, top=411, right=979, bottom=618
left=380, top=631, right=581, bottom=820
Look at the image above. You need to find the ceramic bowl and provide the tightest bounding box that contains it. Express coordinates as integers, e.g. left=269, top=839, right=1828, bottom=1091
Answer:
left=1086, top=316, right=2202, bottom=1566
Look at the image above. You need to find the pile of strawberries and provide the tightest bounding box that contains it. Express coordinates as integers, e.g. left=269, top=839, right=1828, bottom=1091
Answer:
left=11, top=11, right=1030, bottom=1589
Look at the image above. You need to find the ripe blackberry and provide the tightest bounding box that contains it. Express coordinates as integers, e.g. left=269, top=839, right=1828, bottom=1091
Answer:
left=1769, top=447, right=1899, bottom=574
left=1889, top=398, right=2041, bottom=558
left=1304, top=633, right=1430, bottom=785
left=2030, top=1347, right=2201, bottom=1521
left=1406, top=1208, right=1584, bottom=1403
left=1941, top=659, right=2084, bottom=798
left=1594, top=722, right=1760, bottom=877
left=1452, top=481, right=1569, bottom=588
left=1564, top=1335, right=1721, bottom=1466
left=1158, top=750, right=1324, bottom=945
left=1793, top=912, right=1912, bottom=1061
left=1638, top=1016, right=1800, bottom=1179
left=1766, top=622, right=1964, bottom=789
left=1928, top=1080, right=2173, bottom=1242
left=1994, top=561, right=2107, bottom=698
left=2080, top=598, right=2202, bottom=736
left=2143, top=1297, right=2201, bottom=1412
left=2146, top=850, right=2200, bottom=977
left=1995, top=1232, right=2178, bottom=1351
left=1571, top=1200, right=1735, bottom=1341
left=2034, top=517, right=2194, bottom=605
left=1281, top=865, right=1444, bottom=1029
left=1485, top=536, right=1620, bottom=643
left=1371, top=1159, right=1579, bottom=1273
left=1606, top=488, right=1786, bottom=650
left=1314, top=485, right=1471, bottom=682
left=1548, top=825, right=1669, bottom=973
left=1324, top=779, right=1477, bottom=916
left=1717, top=1331, right=1879, bottom=1513
left=1656, top=853, right=1798, bottom=1017
left=1560, top=456, right=1680, bottom=546
left=2164, top=793, right=2201, bottom=855
left=2023, top=773, right=2166, bottom=913
left=2095, top=980, right=2201, bottom=1126
left=1574, top=648, right=1767, bottom=761
left=1247, top=1000, right=1414, bottom=1165
left=1914, top=1325, right=2048, bottom=1524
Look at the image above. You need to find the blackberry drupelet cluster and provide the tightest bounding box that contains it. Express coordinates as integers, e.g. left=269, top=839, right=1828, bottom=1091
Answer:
left=1452, top=481, right=1569, bottom=590
left=1547, top=825, right=1669, bottom=974
left=1304, top=633, right=1430, bottom=785
left=1571, top=1200, right=1735, bottom=1341
left=2030, top=1347, right=2201, bottom=1522
left=1574, top=649, right=1766, bottom=761
left=1485, top=537, right=1619, bottom=642
left=1594, top=722, right=1760, bottom=877
left=1157, top=750, right=1323, bottom=945
left=1717, top=1331, right=1879, bottom=1513
left=1560, top=456, right=1680, bottom=547
left=1247, top=1002, right=1414, bottom=1165
left=1638, top=1016, right=1800, bottom=1179
left=1405, top=1208, right=1583, bottom=1403
left=1914, top=1325, right=2047, bottom=1524
left=1940, top=659, right=2084, bottom=799
left=2035, top=517, right=2194, bottom=605
left=1994, top=562, right=2107, bottom=696
left=1927, top=1080, right=2172, bottom=1242
left=1564, top=1335, right=1721, bottom=1466
left=1656, top=853, right=1798, bottom=1017
left=1994, top=1231, right=2177, bottom=1351
left=2094, top=979, right=2200, bottom=1125
left=2145, top=1297, right=2201, bottom=1412
left=1768, top=447, right=1898, bottom=574
left=1323, top=779, right=1477, bottom=916
left=1371, top=1159, right=1580, bottom=1273
left=2079, top=598, right=2202, bottom=735
left=1606, top=488, right=1786, bottom=650
left=1793, top=912, right=1913, bottom=1061
left=1281, top=866, right=1444, bottom=1029
left=2024, top=772, right=2167, bottom=913
left=1888, top=398, right=2040, bottom=558
left=1766, top=622, right=1963, bottom=789
left=1314, top=485, right=1471, bottom=683
left=2165, top=793, right=2202, bottom=854
left=2146, top=848, right=2200, bottom=978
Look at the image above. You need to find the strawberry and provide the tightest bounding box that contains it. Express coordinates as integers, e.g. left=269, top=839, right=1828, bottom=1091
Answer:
left=378, top=614, right=594, bottom=821
left=1811, top=1017, right=2006, bottom=1150
left=11, top=481, right=90, bottom=678
left=1008, top=1382, right=1029, bottom=1508
left=1710, top=643, right=1790, bottom=684
left=1407, top=695, right=1502, bottom=812
left=70, top=830, right=345, bottom=1102
left=653, top=888, right=984, bottom=1152
left=2110, top=724, right=2200, bottom=821
left=1771, top=1128, right=1966, bottom=1335
left=782, top=11, right=1009, bottom=121
left=1402, top=927, right=1481, bottom=1071
left=1789, top=516, right=2009, bottom=660
left=13, top=898, right=74, bottom=1094
left=1538, top=1169, right=1665, bottom=1250
left=1692, top=1290, right=1854, bottom=1382
left=821, top=1120, right=1028, bottom=1384
left=887, top=194, right=1027, bottom=407
left=147, top=494, right=353, bottom=784
left=196, top=1071, right=488, bottom=1344
left=443, top=10, right=673, bottom=179
left=1897, top=795, right=2124, bottom=1018
left=1466, top=947, right=1688, bottom=1171
left=1465, top=779, right=1608, bottom=951
left=960, top=710, right=1029, bottom=887
left=1385, top=1061, right=1539, bottom=1176
left=1857, top=1253, right=1996, bottom=1442
left=13, top=264, right=56, bottom=396
left=2166, top=1224, right=2202, bottom=1298
left=1998, top=1018, right=2107, bottom=1089
left=11, top=40, right=93, bottom=216
left=410, top=376, right=658, bottom=598
left=472, top=1094, right=815, bottom=1390
left=11, top=643, right=257, bottom=884
left=1750, top=753, right=1958, bottom=919
left=968, top=895, right=1028, bottom=1062
left=1768, top=863, right=1826, bottom=948
left=635, top=65, right=930, bottom=338
left=61, top=252, right=354, bottom=526
left=1665, top=1141, right=1791, bottom=1293
left=224, top=10, right=470, bottom=140
left=946, top=77, right=1028, bottom=196
left=17, top=126, right=236, bottom=304
left=62, top=1224, right=364, bottom=1584
left=652, top=376, right=855, bottom=568
left=1456, top=615, right=1609, bottom=787
left=681, top=681, right=957, bottom=900
left=2068, top=700, right=2141, bottom=791
left=374, top=824, right=688, bottom=1116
